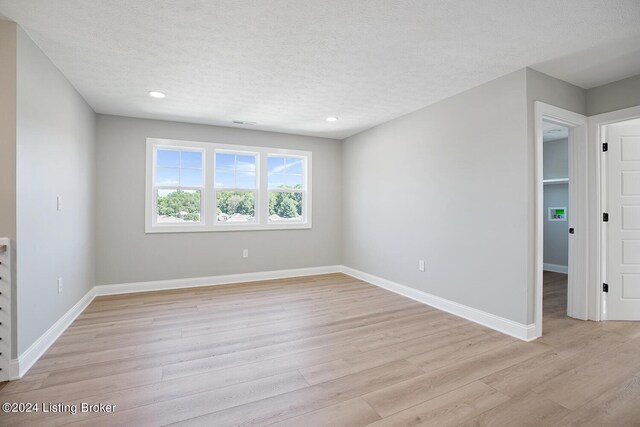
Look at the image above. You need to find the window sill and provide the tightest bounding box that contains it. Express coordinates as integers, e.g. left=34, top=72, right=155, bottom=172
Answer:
left=145, top=223, right=312, bottom=233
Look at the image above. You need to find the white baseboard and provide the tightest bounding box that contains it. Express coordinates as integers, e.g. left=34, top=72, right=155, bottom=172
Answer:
left=10, top=265, right=341, bottom=379
left=93, top=265, right=342, bottom=296
left=11, top=288, right=97, bottom=380
left=341, top=266, right=537, bottom=342
left=10, top=359, right=20, bottom=380
left=543, top=263, right=568, bottom=274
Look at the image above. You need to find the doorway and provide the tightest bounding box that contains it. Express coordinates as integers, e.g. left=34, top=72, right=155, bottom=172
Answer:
left=542, top=121, right=571, bottom=324
left=534, top=102, right=588, bottom=338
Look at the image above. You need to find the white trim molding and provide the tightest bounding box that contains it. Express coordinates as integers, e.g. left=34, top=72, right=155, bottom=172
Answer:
left=543, top=263, right=569, bottom=274
left=10, top=265, right=341, bottom=379
left=11, top=288, right=97, bottom=380
left=93, top=265, right=341, bottom=296
left=341, top=266, right=536, bottom=342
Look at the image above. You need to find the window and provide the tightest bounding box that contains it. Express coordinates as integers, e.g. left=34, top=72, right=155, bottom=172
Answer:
left=153, top=147, right=204, bottom=225
left=146, top=138, right=311, bottom=232
left=268, top=156, right=305, bottom=223
left=215, top=151, right=258, bottom=224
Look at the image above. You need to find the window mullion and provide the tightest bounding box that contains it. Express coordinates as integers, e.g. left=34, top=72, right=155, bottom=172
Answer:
left=259, top=153, right=268, bottom=225
left=205, top=145, right=216, bottom=229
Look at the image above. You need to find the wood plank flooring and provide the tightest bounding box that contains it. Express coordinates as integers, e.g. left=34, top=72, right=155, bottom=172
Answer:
left=1, top=272, right=640, bottom=426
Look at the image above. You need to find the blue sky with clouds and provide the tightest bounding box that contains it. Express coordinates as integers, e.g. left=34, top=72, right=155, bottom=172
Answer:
left=156, top=149, right=303, bottom=189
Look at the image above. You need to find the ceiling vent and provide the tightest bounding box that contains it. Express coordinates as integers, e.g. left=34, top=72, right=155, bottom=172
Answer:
left=233, top=120, right=256, bottom=125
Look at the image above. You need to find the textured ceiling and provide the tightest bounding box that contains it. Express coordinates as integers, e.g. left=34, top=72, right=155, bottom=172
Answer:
left=1, top=1, right=639, bottom=139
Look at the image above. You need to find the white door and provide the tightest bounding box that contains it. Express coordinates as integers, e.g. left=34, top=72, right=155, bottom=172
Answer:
left=606, top=118, right=640, bottom=320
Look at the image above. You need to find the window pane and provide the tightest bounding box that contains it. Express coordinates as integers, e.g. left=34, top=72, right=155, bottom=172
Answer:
left=236, top=155, right=256, bottom=172
left=216, top=191, right=256, bottom=223
left=268, top=156, right=285, bottom=173
left=268, top=173, right=285, bottom=189
left=157, top=189, right=201, bottom=223
left=216, top=152, right=257, bottom=190
left=269, top=191, right=303, bottom=222
left=156, top=167, right=180, bottom=185
left=286, top=158, right=303, bottom=174
left=236, top=171, right=256, bottom=189
left=216, top=153, right=235, bottom=170
left=268, top=155, right=304, bottom=191
left=181, top=151, right=203, bottom=169
left=180, top=168, right=203, bottom=186
left=215, top=170, right=235, bottom=188
left=284, top=174, right=302, bottom=189
left=157, top=149, right=180, bottom=167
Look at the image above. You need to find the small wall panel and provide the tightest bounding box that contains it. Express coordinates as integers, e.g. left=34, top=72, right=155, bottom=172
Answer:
left=622, top=240, right=640, bottom=264
left=621, top=136, right=640, bottom=161
left=621, top=171, right=640, bottom=196
left=622, top=206, right=640, bottom=230
left=622, top=274, right=640, bottom=299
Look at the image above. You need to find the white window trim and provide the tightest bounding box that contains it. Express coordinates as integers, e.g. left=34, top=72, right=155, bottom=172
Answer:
left=145, top=138, right=312, bottom=233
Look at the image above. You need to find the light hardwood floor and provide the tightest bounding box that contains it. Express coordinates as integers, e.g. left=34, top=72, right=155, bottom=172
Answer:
left=1, top=272, right=640, bottom=426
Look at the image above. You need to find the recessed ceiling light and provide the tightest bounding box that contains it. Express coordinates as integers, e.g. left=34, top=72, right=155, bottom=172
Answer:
left=148, top=91, right=166, bottom=99
left=326, top=117, right=338, bottom=122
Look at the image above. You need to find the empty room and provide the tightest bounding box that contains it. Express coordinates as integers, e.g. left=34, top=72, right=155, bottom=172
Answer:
left=1, top=1, right=640, bottom=426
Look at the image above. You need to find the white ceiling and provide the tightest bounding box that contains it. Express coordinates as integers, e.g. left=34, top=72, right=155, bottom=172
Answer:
left=1, top=1, right=639, bottom=139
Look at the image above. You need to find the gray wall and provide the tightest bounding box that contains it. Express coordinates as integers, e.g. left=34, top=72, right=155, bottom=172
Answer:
left=587, top=74, right=640, bottom=116
left=543, top=138, right=569, bottom=180
left=342, top=69, right=530, bottom=324
left=526, top=69, right=587, bottom=116
left=0, top=20, right=17, bottom=357
left=15, top=28, right=96, bottom=355
left=341, top=68, right=590, bottom=326
left=95, top=115, right=342, bottom=286
left=543, top=138, right=568, bottom=267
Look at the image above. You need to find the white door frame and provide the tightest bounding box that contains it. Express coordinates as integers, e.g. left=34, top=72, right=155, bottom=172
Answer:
left=589, top=105, right=640, bottom=320
left=534, top=102, right=588, bottom=338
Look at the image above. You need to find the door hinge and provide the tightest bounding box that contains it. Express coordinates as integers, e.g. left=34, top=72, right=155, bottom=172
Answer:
left=603, top=142, right=608, bottom=152
left=603, top=212, right=609, bottom=222
left=603, top=283, right=609, bottom=293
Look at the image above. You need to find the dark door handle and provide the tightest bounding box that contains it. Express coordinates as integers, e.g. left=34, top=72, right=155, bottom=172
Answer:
left=569, top=228, right=574, bottom=234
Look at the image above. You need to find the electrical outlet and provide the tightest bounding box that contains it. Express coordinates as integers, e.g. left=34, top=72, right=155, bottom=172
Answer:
left=242, top=249, right=249, bottom=258
left=58, top=277, right=63, bottom=293
left=57, top=196, right=62, bottom=211
left=418, top=260, right=425, bottom=272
